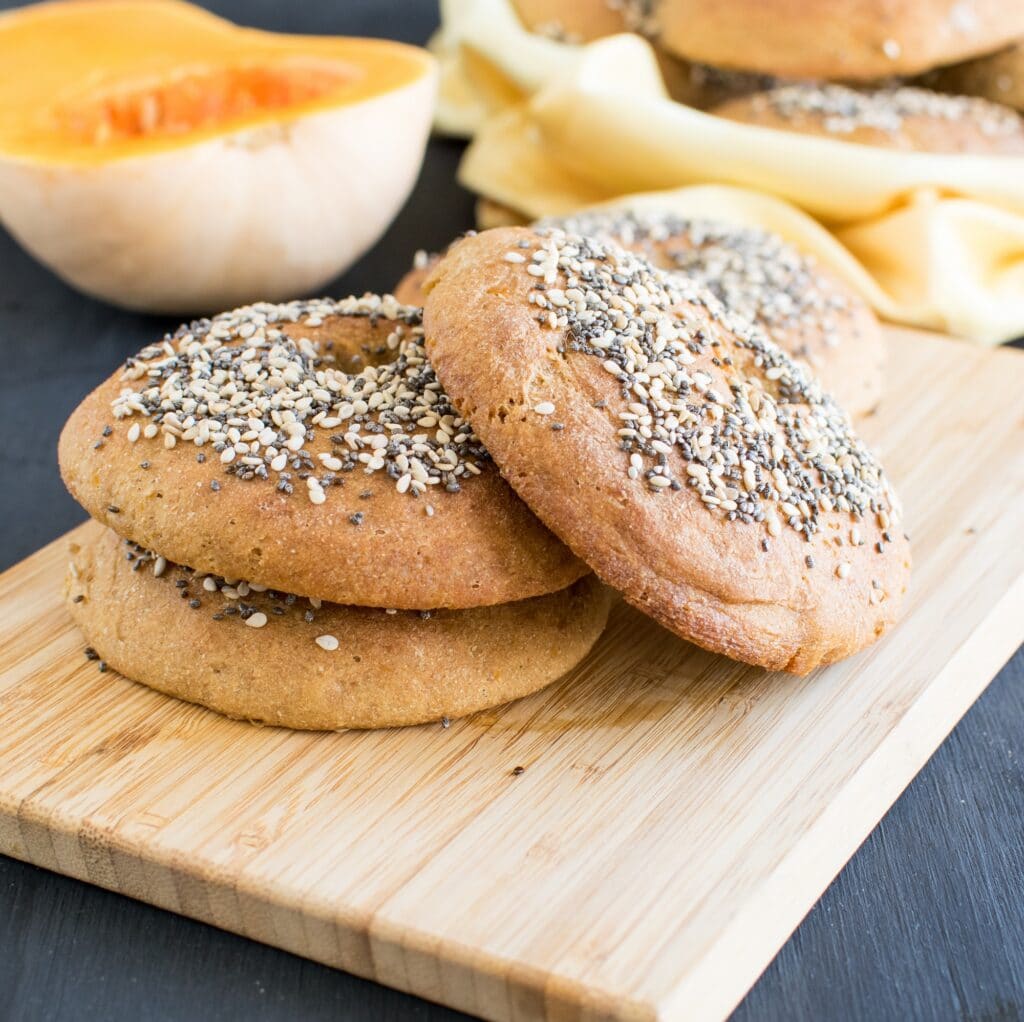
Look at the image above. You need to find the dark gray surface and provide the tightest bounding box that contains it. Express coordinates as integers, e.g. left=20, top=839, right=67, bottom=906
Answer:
left=1, top=2, right=1022, bottom=1020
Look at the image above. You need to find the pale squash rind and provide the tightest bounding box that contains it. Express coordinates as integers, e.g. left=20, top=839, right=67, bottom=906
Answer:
left=0, top=1, right=438, bottom=313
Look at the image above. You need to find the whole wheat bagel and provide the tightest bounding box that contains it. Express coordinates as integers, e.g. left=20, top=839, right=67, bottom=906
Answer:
left=66, top=522, right=611, bottom=730
left=714, top=82, right=1024, bottom=154
left=656, top=0, right=1024, bottom=81
left=423, top=227, right=911, bottom=674
left=59, top=293, right=585, bottom=609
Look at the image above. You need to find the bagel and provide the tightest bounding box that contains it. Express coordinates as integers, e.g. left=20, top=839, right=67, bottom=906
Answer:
left=423, top=227, right=911, bottom=674
left=59, top=293, right=586, bottom=609
left=714, top=82, right=1024, bottom=154
left=399, top=210, right=886, bottom=416
left=656, top=0, right=1024, bottom=81
left=66, top=522, right=611, bottom=730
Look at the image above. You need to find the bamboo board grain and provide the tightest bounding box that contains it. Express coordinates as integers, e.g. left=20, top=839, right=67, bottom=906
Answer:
left=1, top=327, right=1023, bottom=1022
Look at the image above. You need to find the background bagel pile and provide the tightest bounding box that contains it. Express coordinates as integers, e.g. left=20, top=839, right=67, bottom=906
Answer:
left=59, top=213, right=911, bottom=728
left=434, top=0, right=1024, bottom=344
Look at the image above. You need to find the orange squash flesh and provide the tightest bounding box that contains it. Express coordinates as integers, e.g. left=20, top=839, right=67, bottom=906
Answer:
left=0, top=0, right=435, bottom=165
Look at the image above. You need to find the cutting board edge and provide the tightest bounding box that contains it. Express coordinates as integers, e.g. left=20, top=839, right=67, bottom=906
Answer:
left=652, top=567, right=1024, bottom=1022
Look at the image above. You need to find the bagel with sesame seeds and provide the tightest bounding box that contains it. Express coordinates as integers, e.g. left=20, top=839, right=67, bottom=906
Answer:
left=59, top=293, right=586, bottom=610
left=655, top=0, right=1024, bottom=81
left=65, top=521, right=611, bottom=730
left=422, top=227, right=911, bottom=675
left=713, top=82, right=1024, bottom=154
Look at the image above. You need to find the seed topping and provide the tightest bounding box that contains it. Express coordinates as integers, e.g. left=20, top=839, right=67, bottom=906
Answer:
left=522, top=228, right=902, bottom=544
left=120, top=540, right=440, bottom=645
left=748, top=82, right=1023, bottom=138
left=111, top=294, right=487, bottom=505
left=542, top=209, right=855, bottom=358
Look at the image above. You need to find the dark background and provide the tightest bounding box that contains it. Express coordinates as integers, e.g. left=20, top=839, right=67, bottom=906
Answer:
left=1, top=2, right=1022, bottom=1020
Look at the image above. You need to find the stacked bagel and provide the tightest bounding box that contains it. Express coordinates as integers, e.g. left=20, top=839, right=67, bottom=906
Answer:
left=59, top=294, right=611, bottom=729
left=60, top=222, right=912, bottom=729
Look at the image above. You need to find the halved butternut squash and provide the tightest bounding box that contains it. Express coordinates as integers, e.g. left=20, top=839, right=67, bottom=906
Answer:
left=0, top=0, right=437, bottom=312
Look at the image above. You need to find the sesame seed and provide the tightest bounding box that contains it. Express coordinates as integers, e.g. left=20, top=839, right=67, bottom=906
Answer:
left=245, top=612, right=268, bottom=628
left=152, top=556, right=167, bottom=578
left=534, top=402, right=556, bottom=415
left=315, top=634, right=339, bottom=651
left=514, top=226, right=901, bottom=548
left=127, top=423, right=141, bottom=443
left=836, top=563, right=851, bottom=579
left=110, top=294, right=487, bottom=508
left=744, top=82, right=1022, bottom=139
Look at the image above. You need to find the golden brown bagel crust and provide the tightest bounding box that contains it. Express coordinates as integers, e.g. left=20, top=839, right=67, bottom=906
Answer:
left=657, top=0, right=1024, bottom=80
left=540, top=208, right=885, bottom=416
left=423, top=228, right=910, bottom=675
left=59, top=297, right=585, bottom=609
left=511, top=0, right=632, bottom=41
left=66, top=523, right=611, bottom=730
left=714, top=83, right=1024, bottom=154
left=925, top=41, right=1024, bottom=113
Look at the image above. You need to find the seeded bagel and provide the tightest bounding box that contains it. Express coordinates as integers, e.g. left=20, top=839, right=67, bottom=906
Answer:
left=423, top=228, right=911, bottom=674
left=714, top=83, right=1024, bottom=154
left=59, top=294, right=585, bottom=609
left=656, top=0, right=1024, bottom=81
left=540, top=209, right=885, bottom=416
left=65, top=522, right=611, bottom=730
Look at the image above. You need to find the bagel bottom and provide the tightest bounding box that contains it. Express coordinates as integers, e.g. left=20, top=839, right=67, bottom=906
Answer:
left=65, top=522, right=611, bottom=730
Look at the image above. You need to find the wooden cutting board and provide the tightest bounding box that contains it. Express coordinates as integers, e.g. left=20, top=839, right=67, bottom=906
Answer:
left=1, top=327, right=1022, bottom=1022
